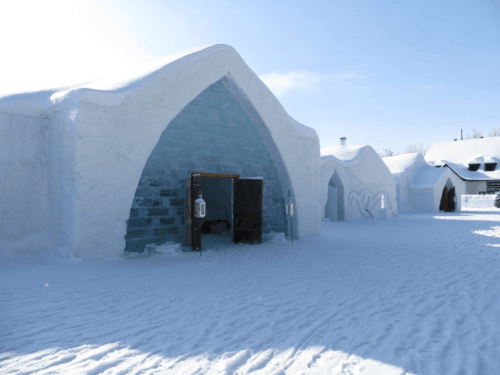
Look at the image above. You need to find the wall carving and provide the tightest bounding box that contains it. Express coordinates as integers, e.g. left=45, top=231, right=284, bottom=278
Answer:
left=347, top=188, right=392, bottom=217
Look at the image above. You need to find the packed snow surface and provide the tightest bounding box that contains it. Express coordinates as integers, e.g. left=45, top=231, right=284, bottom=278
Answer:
left=2, top=211, right=500, bottom=374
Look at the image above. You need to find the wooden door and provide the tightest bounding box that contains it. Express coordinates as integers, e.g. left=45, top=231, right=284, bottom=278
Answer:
left=447, top=187, right=456, bottom=212
left=233, top=178, right=263, bottom=244
left=186, top=177, right=192, bottom=246
left=440, top=186, right=448, bottom=212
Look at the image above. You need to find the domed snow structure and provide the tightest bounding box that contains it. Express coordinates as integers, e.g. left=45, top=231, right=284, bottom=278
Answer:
left=384, top=153, right=464, bottom=212
left=320, top=145, right=397, bottom=221
left=0, top=44, right=321, bottom=260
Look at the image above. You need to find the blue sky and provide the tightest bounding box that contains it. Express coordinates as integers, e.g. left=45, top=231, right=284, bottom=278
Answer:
left=2, top=0, right=499, bottom=153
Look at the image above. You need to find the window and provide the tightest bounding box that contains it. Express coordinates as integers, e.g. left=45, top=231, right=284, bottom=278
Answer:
left=468, top=163, right=481, bottom=171
left=485, top=163, right=497, bottom=172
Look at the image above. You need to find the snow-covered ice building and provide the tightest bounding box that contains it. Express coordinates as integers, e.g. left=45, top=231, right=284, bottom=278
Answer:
left=383, top=153, right=464, bottom=212
left=425, top=137, right=500, bottom=195
left=0, top=44, right=321, bottom=260
left=320, top=142, right=397, bottom=221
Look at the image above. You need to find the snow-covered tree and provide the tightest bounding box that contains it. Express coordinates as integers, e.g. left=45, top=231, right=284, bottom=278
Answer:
left=465, top=128, right=484, bottom=139
left=495, top=191, right=500, bottom=209
left=489, top=127, right=500, bottom=137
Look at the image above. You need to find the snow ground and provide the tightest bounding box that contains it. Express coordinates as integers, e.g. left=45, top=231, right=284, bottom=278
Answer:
left=1, top=210, right=500, bottom=375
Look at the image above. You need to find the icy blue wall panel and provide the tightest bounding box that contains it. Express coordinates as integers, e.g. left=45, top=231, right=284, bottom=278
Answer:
left=125, top=80, right=288, bottom=252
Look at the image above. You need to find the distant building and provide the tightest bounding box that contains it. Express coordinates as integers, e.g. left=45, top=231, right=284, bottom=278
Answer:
left=384, top=153, right=464, bottom=212
left=425, top=138, right=500, bottom=195
left=320, top=142, right=397, bottom=221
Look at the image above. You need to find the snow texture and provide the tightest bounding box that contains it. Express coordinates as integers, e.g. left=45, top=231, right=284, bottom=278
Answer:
left=0, top=44, right=321, bottom=260
left=384, top=153, right=464, bottom=212
left=2, top=211, right=500, bottom=374
left=425, top=138, right=500, bottom=181
left=320, top=145, right=397, bottom=220
left=461, top=194, right=497, bottom=210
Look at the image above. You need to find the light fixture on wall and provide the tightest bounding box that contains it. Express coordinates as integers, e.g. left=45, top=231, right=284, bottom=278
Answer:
left=286, top=190, right=294, bottom=244
left=195, top=191, right=206, bottom=218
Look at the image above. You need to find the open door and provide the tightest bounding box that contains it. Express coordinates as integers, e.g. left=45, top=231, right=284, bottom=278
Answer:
left=447, top=187, right=456, bottom=212
left=233, top=178, right=263, bottom=244
left=440, top=186, right=448, bottom=212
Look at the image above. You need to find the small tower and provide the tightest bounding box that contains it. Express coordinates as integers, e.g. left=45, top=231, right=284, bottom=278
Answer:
left=340, top=137, right=346, bottom=146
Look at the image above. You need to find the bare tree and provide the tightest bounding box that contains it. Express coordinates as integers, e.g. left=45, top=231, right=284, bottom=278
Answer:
left=404, top=142, right=429, bottom=156
left=380, top=148, right=398, bottom=158
left=465, top=128, right=484, bottom=139
left=489, top=127, right=500, bottom=137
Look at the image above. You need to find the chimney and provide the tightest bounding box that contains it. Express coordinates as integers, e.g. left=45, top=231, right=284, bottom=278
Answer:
left=461, top=129, right=463, bottom=140
left=340, top=137, right=346, bottom=146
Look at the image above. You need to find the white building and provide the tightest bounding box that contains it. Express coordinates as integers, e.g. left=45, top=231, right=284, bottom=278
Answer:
left=425, top=138, right=500, bottom=195
left=320, top=143, right=397, bottom=221
left=384, top=153, right=464, bottom=212
left=0, top=44, right=321, bottom=260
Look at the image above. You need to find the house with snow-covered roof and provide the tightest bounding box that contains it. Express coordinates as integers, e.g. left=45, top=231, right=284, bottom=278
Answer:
left=383, top=153, right=464, bottom=212
left=425, top=137, right=500, bottom=195
left=320, top=140, right=397, bottom=221
left=0, top=44, right=321, bottom=260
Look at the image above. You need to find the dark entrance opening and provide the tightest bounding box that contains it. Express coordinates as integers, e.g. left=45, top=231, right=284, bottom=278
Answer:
left=187, top=172, right=263, bottom=251
left=233, top=178, right=264, bottom=244
left=439, top=186, right=448, bottom=212
left=447, top=187, right=456, bottom=212
left=325, top=171, right=345, bottom=221
left=439, top=181, right=456, bottom=213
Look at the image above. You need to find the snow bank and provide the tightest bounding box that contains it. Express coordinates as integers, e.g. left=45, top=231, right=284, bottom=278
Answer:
left=461, top=194, right=499, bottom=209
left=3, top=212, right=500, bottom=374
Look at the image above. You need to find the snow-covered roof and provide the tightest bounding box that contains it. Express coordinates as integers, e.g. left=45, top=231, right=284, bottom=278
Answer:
left=383, top=152, right=458, bottom=188
left=383, top=153, right=423, bottom=175
left=409, top=164, right=449, bottom=188
left=484, top=156, right=498, bottom=164
left=320, top=145, right=367, bottom=164
left=0, top=45, right=215, bottom=109
left=468, top=157, right=482, bottom=165
left=1, top=43, right=319, bottom=144
left=439, top=161, right=500, bottom=181
left=425, top=138, right=500, bottom=181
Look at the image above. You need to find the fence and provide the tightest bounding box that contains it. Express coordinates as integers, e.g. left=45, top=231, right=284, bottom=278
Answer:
left=461, top=194, right=498, bottom=210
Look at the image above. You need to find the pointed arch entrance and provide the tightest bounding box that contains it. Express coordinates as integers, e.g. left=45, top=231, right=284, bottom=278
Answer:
left=325, top=171, right=345, bottom=221
left=124, top=78, right=292, bottom=253
left=439, top=178, right=456, bottom=212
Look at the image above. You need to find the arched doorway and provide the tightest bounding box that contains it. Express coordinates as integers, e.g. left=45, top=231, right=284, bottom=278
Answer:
left=325, top=171, right=345, bottom=221
left=124, top=79, right=291, bottom=253
left=439, top=178, right=456, bottom=212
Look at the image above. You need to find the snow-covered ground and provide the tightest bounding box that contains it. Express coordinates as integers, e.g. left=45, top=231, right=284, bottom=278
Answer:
left=1, top=210, right=500, bottom=375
